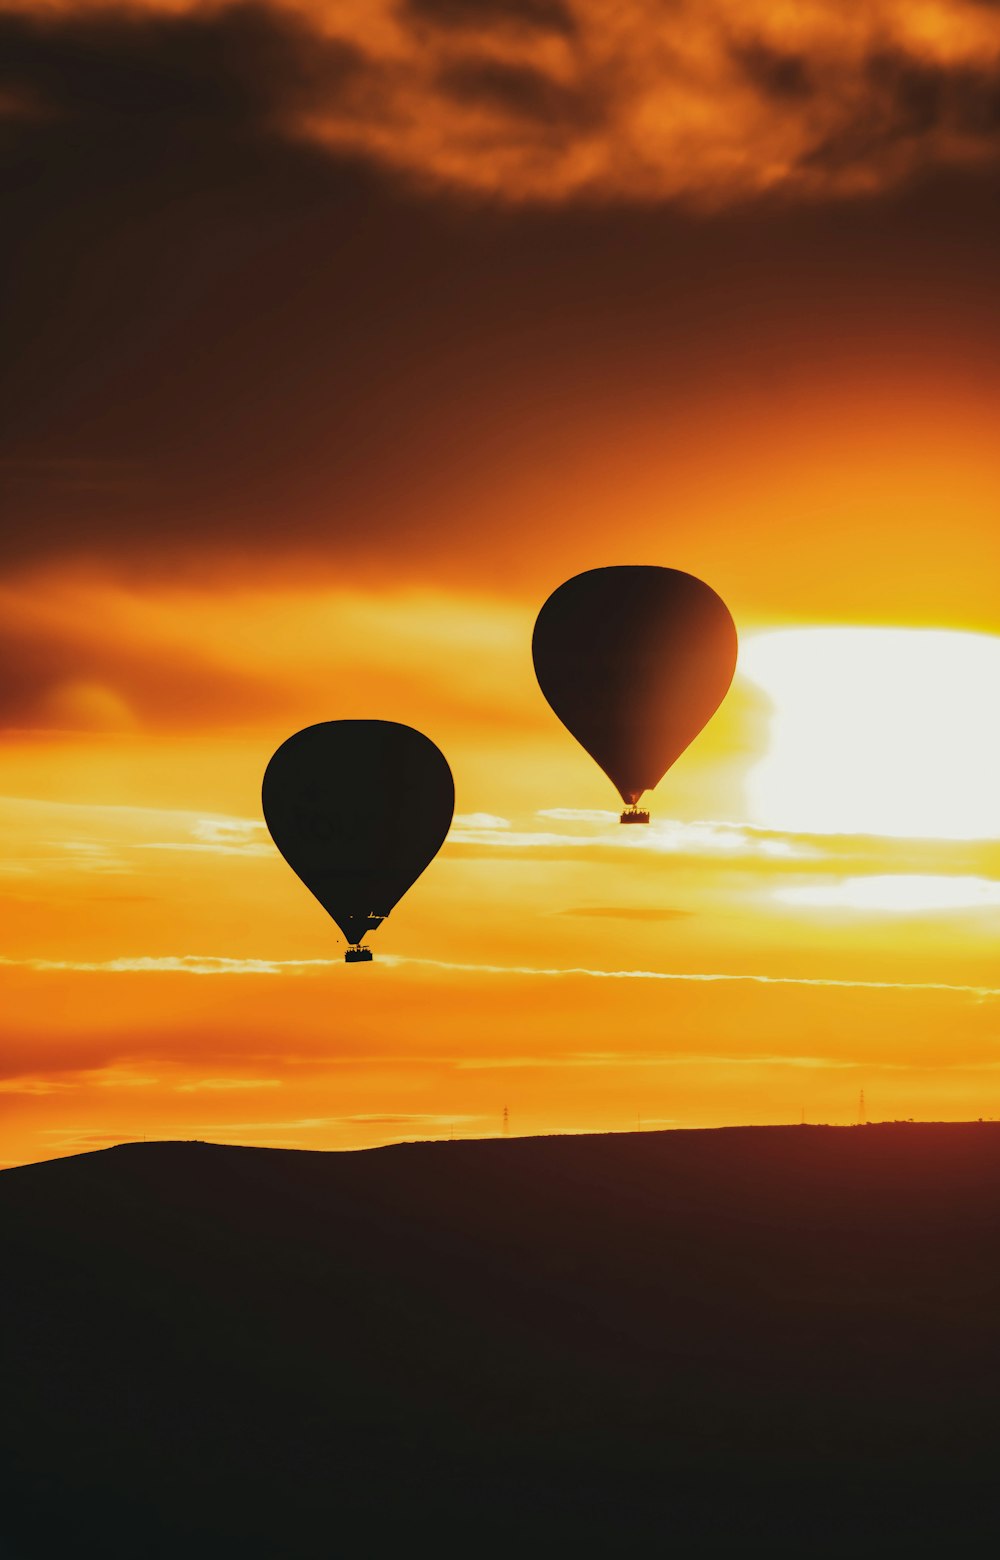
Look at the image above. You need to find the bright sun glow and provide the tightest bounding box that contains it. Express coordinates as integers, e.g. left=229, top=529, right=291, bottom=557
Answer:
left=741, top=628, right=1000, bottom=839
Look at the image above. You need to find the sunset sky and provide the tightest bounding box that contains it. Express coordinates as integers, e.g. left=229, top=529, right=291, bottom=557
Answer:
left=3, top=0, right=1000, bottom=1168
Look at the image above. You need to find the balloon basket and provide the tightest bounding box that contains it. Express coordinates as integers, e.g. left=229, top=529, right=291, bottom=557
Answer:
left=345, top=946, right=373, bottom=964
left=620, top=807, right=650, bottom=825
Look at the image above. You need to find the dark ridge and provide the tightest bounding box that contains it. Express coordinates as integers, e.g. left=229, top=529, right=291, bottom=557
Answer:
left=3, top=1124, right=1000, bottom=1556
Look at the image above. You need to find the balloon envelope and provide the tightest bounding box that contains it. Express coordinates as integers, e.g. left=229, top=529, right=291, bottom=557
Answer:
left=262, top=721, right=454, bottom=951
left=532, top=566, right=737, bottom=807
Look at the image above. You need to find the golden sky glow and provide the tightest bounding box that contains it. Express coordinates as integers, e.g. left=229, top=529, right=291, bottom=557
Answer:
left=6, top=577, right=1000, bottom=1168
left=2, top=0, right=1000, bottom=1166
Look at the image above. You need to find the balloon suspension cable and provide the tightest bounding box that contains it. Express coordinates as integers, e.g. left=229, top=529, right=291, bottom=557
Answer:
left=620, top=804, right=650, bottom=825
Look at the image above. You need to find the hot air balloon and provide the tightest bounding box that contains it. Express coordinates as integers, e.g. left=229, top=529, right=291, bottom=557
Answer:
left=262, top=720, right=454, bottom=963
left=532, top=566, right=737, bottom=824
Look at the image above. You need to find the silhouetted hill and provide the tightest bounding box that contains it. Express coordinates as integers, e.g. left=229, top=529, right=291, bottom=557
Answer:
left=3, top=1124, right=1000, bottom=1557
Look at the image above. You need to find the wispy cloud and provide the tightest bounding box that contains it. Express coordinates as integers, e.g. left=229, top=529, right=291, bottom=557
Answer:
left=559, top=906, right=693, bottom=921
left=449, top=810, right=1000, bottom=882
left=777, top=875, right=1000, bottom=913
left=174, top=1077, right=281, bottom=1093
left=387, top=956, right=1000, bottom=1001
left=3, top=950, right=999, bottom=1001
left=0, top=838, right=131, bottom=878
left=0, top=796, right=273, bottom=877
left=0, top=1077, right=75, bottom=1096
left=0, top=954, right=329, bottom=976
left=140, top=817, right=272, bottom=856
left=450, top=813, right=824, bottom=859
left=2, top=794, right=826, bottom=870
left=0, top=1065, right=159, bottom=1096
left=93, top=1067, right=160, bottom=1089
left=537, top=808, right=618, bottom=824
left=339, top=1113, right=482, bottom=1126
left=457, top=1051, right=872, bottom=1072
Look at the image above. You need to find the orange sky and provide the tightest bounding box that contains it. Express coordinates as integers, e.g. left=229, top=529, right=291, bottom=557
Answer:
left=3, top=0, right=1000, bottom=1166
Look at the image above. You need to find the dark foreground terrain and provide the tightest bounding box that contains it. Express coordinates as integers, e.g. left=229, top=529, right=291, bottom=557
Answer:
left=3, top=1124, right=1000, bottom=1557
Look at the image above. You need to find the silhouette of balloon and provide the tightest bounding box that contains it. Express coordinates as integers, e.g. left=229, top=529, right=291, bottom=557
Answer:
left=532, top=566, right=737, bottom=822
left=262, top=721, right=454, bottom=962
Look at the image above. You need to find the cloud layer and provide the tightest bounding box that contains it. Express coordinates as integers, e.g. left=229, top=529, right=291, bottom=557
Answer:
left=3, top=4, right=998, bottom=586
left=3, top=1, right=1000, bottom=203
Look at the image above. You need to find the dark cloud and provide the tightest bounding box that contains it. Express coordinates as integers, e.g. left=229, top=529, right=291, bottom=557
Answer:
left=0, top=617, right=288, bottom=730
left=0, top=1, right=998, bottom=589
left=0, top=3, right=367, bottom=128
left=804, top=50, right=1000, bottom=171
left=728, top=35, right=1000, bottom=183
left=437, top=56, right=599, bottom=125
left=732, top=42, right=812, bottom=101
left=867, top=52, right=949, bottom=138
left=406, top=0, right=577, bottom=36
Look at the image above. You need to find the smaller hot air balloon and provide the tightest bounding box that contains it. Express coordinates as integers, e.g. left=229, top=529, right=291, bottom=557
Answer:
left=532, top=566, right=737, bottom=824
left=262, top=720, right=454, bottom=963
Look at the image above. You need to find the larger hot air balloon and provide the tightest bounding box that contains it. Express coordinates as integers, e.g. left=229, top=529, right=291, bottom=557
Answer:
left=532, top=566, right=737, bottom=824
left=262, top=721, right=454, bottom=963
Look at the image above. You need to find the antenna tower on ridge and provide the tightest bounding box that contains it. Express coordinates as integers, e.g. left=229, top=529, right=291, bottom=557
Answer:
left=858, top=1089, right=866, bottom=1125
left=502, top=1104, right=509, bottom=1137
